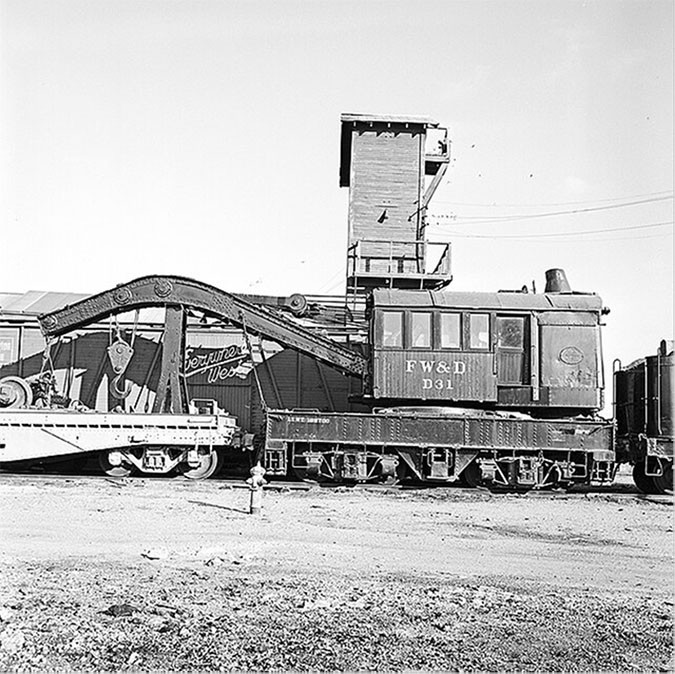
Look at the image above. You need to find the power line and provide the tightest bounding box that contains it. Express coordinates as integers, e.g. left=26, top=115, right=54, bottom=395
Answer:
left=432, top=221, right=673, bottom=240
left=323, top=278, right=347, bottom=294
left=458, top=231, right=673, bottom=244
left=559, top=231, right=673, bottom=243
left=433, top=190, right=673, bottom=208
left=429, top=195, right=673, bottom=225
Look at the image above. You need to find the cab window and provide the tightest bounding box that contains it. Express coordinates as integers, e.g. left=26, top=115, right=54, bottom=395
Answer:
left=440, top=313, right=461, bottom=349
left=497, top=317, right=525, bottom=349
left=410, top=312, right=432, bottom=348
left=469, top=313, right=490, bottom=349
left=381, top=311, right=403, bottom=348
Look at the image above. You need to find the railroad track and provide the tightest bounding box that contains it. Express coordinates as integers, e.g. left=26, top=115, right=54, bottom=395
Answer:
left=0, top=468, right=671, bottom=503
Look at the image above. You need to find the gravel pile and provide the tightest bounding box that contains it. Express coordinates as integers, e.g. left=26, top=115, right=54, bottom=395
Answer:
left=0, top=558, right=672, bottom=672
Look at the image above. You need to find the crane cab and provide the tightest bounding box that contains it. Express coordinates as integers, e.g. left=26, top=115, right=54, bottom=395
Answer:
left=368, top=276, right=606, bottom=414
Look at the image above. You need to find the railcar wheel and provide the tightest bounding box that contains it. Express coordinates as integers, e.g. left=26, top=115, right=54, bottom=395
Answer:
left=459, top=460, right=481, bottom=488
left=179, top=449, right=222, bottom=480
left=394, top=460, right=408, bottom=484
left=651, top=463, right=673, bottom=495
left=632, top=463, right=657, bottom=494
left=291, top=466, right=310, bottom=481
left=98, top=451, right=133, bottom=478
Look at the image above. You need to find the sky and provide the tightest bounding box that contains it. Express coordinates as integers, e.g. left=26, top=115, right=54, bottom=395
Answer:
left=0, top=0, right=672, bottom=380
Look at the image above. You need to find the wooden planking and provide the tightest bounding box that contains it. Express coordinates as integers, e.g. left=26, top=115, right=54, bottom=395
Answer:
left=373, top=349, right=498, bottom=402
left=349, top=129, right=423, bottom=244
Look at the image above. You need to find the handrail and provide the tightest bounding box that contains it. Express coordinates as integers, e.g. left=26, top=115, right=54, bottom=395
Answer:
left=347, top=239, right=451, bottom=276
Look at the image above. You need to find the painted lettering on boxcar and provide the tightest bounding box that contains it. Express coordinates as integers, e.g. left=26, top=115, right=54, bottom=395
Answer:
left=185, top=345, right=252, bottom=384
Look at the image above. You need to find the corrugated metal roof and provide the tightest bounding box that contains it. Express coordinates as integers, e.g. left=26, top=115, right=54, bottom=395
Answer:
left=372, top=288, right=603, bottom=312
left=0, top=291, right=89, bottom=315
left=0, top=293, right=22, bottom=309
left=0, top=290, right=169, bottom=325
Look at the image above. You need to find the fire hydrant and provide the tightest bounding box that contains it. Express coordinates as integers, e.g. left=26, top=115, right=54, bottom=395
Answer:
left=246, top=462, right=267, bottom=515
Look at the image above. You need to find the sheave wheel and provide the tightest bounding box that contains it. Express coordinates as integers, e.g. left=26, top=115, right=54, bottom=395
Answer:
left=179, top=450, right=221, bottom=480
left=632, top=463, right=657, bottom=494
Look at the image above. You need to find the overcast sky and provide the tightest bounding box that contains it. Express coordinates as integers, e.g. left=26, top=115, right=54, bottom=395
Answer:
left=1, top=0, right=672, bottom=372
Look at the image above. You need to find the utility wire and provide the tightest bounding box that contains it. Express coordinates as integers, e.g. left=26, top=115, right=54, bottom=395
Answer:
left=430, top=195, right=672, bottom=225
left=323, top=277, right=348, bottom=294
left=316, top=267, right=346, bottom=294
left=434, top=190, right=673, bottom=208
left=434, top=221, right=673, bottom=239
left=461, top=231, right=673, bottom=244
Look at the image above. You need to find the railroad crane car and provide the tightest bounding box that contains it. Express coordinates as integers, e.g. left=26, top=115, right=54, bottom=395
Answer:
left=614, top=341, right=673, bottom=494
left=263, top=268, right=616, bottom=489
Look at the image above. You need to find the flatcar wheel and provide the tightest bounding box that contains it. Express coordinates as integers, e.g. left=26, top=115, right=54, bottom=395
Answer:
left=652, top=463, right=673, bottom=495
left=459, top=460, right=482, bottom=488
left=632, top=463, right=657, bottom=494
left=98, top=451, right=133, bottom=478
left=179, top=450, right=222, bottom=480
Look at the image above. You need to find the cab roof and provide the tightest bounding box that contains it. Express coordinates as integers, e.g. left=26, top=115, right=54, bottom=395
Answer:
left=372, top=288, right=603, bottom=312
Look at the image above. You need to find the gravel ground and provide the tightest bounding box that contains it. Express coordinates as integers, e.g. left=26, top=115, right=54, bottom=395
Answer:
left=0, top=475, right=673, bottom=672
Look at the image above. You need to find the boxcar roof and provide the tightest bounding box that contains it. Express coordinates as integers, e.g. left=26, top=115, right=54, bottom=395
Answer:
left=372, top=289, right=603, bottom=312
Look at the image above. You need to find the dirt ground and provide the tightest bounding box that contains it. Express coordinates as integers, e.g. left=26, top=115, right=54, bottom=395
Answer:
left=0, top=473, right=673, bottom=672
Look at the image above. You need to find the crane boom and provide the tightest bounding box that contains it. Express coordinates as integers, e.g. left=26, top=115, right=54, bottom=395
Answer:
left=38, top=275, right=367, bottom=377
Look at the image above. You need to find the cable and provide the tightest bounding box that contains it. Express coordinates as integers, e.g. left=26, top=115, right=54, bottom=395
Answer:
left=433, top=190, right=673, bottom=208
left=323, top=277, right=347, bottom=294
left=437, top=221, right=673, bottom=239
left=465, top=231, right=673, bottom=244
left=316, top=267, right=346, bottom=294
left=430, top=196, right=673, bottom=225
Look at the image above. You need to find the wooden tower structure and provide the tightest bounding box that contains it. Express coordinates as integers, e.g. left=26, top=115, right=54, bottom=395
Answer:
left=339, top=113, right=453, bottom=308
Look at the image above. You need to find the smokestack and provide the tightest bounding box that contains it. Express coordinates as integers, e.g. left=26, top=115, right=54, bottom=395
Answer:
left=545, top=268, right=571, bottom=293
